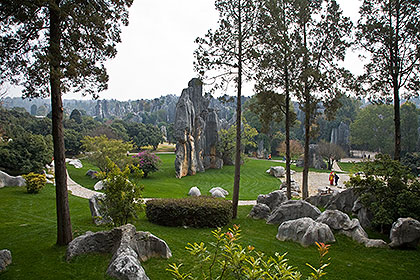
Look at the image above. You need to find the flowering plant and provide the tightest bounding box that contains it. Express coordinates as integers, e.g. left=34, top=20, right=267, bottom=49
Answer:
left=132, top=150, right=162, bottom=178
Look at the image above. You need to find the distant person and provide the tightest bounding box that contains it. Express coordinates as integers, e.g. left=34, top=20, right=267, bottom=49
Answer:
left=335, top=173, right=339, bottom=186
left=329, top=171, right=334, bottom=185
left=268, top=154, right=272, bottom=160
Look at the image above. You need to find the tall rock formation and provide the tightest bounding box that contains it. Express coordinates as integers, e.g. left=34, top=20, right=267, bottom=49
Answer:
left=174, top=78, right=223, bottom=178
left=330, top=121, right=350, bottom=154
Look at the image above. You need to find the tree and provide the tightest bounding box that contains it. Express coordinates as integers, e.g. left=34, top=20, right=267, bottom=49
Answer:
left=293, top=0, right=352, bottom=198
left=356, top=0, right=420, bottom=161
left=318, top=140, right=346, bottom=170
left=195, top=0, right=260, bottom=218
left=0, top=0, right=133, bottom=245
left=350, top=104, right=394, bottom=154
left=81, top=135, right=134, bottom=173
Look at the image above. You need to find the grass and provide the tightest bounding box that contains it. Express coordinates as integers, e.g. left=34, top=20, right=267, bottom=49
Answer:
left=338, top=161, right=364, bottom=173
left=0, top=184, right=419, bottom=280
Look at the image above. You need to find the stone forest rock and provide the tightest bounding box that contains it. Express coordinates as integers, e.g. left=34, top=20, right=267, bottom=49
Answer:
left=326, top=188, right=358, bottom=214
left=267, top=166, right=286, bottom=178
left=89, top=194, right=111, bottom=225
left=330, top=121, right=350, bottom=153
left=257, top=190, right=288, bottom=211
left=94, top=180, right=105, bottom=191
left=276, top=217, right=335, bottom=247
left=174, top=78, right=223, bottom=178
left=248, top=203, right=271, bottom=220
left=211, top=189, right=225, bottom=198
left=86, top=169, right=99, bottom=179
left=66, top=224, right=171, bottom=280
left=306, top=194, right=333, bottom=209
left=188, top=186, right=201, bottom=196
left=209, top=187, right=229, bottom=197
left=296, top=144, right=327, bottom=170
left=0, top=249, right=12, bottom=272
left=389, top=217, right=420, bottom=249
left=0, top=170, right=26, bottom=188
left=267, top=200, right=321, bottom=225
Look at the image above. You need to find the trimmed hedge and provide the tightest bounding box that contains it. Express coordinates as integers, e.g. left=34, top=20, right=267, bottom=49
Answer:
left=146, top=197, right=232, bottom=228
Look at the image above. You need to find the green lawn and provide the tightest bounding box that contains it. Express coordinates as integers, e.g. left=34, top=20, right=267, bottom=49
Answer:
left=0, top=184, right=419, bottom=279
left=338, top=161, right=364, bottom=173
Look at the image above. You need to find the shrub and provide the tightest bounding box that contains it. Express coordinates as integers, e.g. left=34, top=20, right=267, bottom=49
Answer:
left=346, top=154, right=420, bottom=232
left=146, top=197, right=232, bottom=228
left=22, top=172, right=46, bottom=194
left=167, top=225, right=331, bottom=280
left=99, top=160, right=144, bottom=226
left=132, top=150, right=162, bottom=178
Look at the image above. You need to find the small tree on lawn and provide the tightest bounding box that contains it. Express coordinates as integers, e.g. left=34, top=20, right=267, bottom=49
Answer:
left=99, top=159, right=143, bottom=227
left=133, top=151, right=162, bottom=178
left=318, top=141, right=346, bottom=170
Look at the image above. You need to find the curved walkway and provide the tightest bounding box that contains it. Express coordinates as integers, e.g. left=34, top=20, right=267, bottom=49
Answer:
left=66, top=172, right=257, bottom=205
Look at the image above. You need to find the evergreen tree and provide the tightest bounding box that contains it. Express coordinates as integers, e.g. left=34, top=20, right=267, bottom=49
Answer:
left=356, top=0, right=420, bottom=160
left=0, top=0, right=134, bottom=245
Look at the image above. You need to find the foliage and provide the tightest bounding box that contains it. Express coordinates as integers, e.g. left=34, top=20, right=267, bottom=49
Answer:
left=124, top=122, right=164, bottom=150
left=167, top=225, right=330, bottom=280
left=146, top=197, right=232, bottom=228
left=0, top=133, right=53, bottom=175
left=98, top=160, right=143, bottom=227
left=401, top=102, right=419, bottom=153
left=22, top=172, right=47, bottom=194
left=317, top=141, right=346, bottom=170
left=217, top=120, right=258, bottom=165
left=81, top=135, right=134, bottom=172
left=132, top=150, right=162, bottom=178
left=277, top=140, right=304, bottom=159
left=355, top=0, right=420, bottom=160
left=401, top=152, right=420, bottom=176
left=346, top=154, right=420, bottom=232
left=350, top=104, right=394, bottom=154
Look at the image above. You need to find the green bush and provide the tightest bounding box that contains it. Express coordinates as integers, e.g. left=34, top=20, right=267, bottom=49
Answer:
left=167, top=225, right=331, bottom=280
left=146, top=197, right=232, bottom=228
left=22, top=172, right=46, bottom=194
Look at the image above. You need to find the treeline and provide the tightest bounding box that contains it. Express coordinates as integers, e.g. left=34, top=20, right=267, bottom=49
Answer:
left=0, top=107, right=165, bottom=175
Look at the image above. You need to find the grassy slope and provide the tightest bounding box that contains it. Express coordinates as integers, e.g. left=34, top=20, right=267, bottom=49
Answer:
left=0, top=185, right=419, bottom=279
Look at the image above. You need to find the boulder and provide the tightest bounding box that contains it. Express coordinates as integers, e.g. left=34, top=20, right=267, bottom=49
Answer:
left=94, top=180, right=105, bottom=191
left=66, top=224, right=171, bottom=280
left=89, top=194, right=111, bottom=225
left=209, top=187, right=228, bottom=196
left=188, top=187, right=201, bottom=196
left=389, top=217, right=420, bottom=249
left=174, top=79, right=222, bottom=178
left=316, top=210, right=356, bottom=231
left=326, top=188, right=358, bottom=214
left=211, top=190, right=225, bottom=198
left=0, top=249, right=12, bottom=272
left=248, top=203, right=271, bottom=220
left=267, top=200, right=321, bottom=225
left=0, top=170, right=26, bottom=188
left=257, top=190, right=288, bottom=211
left=352, top=198, right=373, bottom=229
left=66, top=158, right=83, bottom=169
left=306, top=194, right=333, bottom=209
left=280, top=180, right=300, bottom=193
left=268, top=166, right=286, bottom=178
left=86, top=169, right=99, bottom=179
left=276, top=217, right=335, bottom=247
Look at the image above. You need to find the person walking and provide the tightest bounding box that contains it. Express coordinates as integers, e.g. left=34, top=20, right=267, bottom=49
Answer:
left=335, top=173, right=340, bottom=186
left=329, top=171, right=334, bottom=185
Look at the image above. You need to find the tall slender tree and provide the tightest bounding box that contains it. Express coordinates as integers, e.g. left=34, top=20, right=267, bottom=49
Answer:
left=0, top=0, right=134, bottom=245
left=356, top=0, right=420, bottom=160
left=195, top=0, right=259, bottom=218
left=293, top=0, right=352, bottom=198
left=252, top=0, right=298, bottom=199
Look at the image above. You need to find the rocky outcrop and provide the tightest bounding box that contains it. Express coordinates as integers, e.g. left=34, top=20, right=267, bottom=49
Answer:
left=209, top=187, right=228, bottom=197
left=326, top=188, right=358, bottom=214
left=66, top=224, right=171, bottom=280
left=267, top=166, right=286, bottom=178
left=257, top=190, right=288, bottom=211
left=0, top=170, right=26, bottom=188
left=306, top=194, right=333, bottom=209
left=248, top=203, right=271, bottom=220
left=330, top=121, right=350, bottom=153
left=86, top=169, right=99, bottom=179
left=276, top=217, right=335, bottom=247
left=389, top=217, right=420, bottom=249
left=88, top=194, right=111, bottom=225
left=188, top=187, right=201, bottom=197
left=174, top=79, right=223, bottom=178
left=267, top=200, right=321, bottom=225
left=0, top=249, right=12, bottom=272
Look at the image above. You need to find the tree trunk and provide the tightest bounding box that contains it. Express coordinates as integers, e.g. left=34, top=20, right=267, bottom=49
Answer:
left=302, top=95, right=310, bottom=199
left=232, top=0, right=242, bottom=219
left=50, top=0, right=73, bottom=245
left=285, top=64, right=291, bottom=199
left=393, top=82, right=401, bottom=161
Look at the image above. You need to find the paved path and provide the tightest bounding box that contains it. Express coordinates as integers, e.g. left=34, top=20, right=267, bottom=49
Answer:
left=66, top=172, right=257, bottom=205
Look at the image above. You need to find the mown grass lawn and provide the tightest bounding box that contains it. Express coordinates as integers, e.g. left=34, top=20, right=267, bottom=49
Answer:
left=0, top=184, right=419, bottom=280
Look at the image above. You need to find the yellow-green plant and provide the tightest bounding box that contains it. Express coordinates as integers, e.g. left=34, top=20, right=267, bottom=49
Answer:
left=167, top=225, right=331, bottom=280
left=22, top=172, right=46, bottom=194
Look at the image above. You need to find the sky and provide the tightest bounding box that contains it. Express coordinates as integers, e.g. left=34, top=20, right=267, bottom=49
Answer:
left=4, top=0, right=364, bottom=101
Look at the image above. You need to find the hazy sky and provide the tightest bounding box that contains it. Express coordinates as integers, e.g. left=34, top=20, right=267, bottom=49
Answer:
left=5, top=0, right=363, bottom=101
